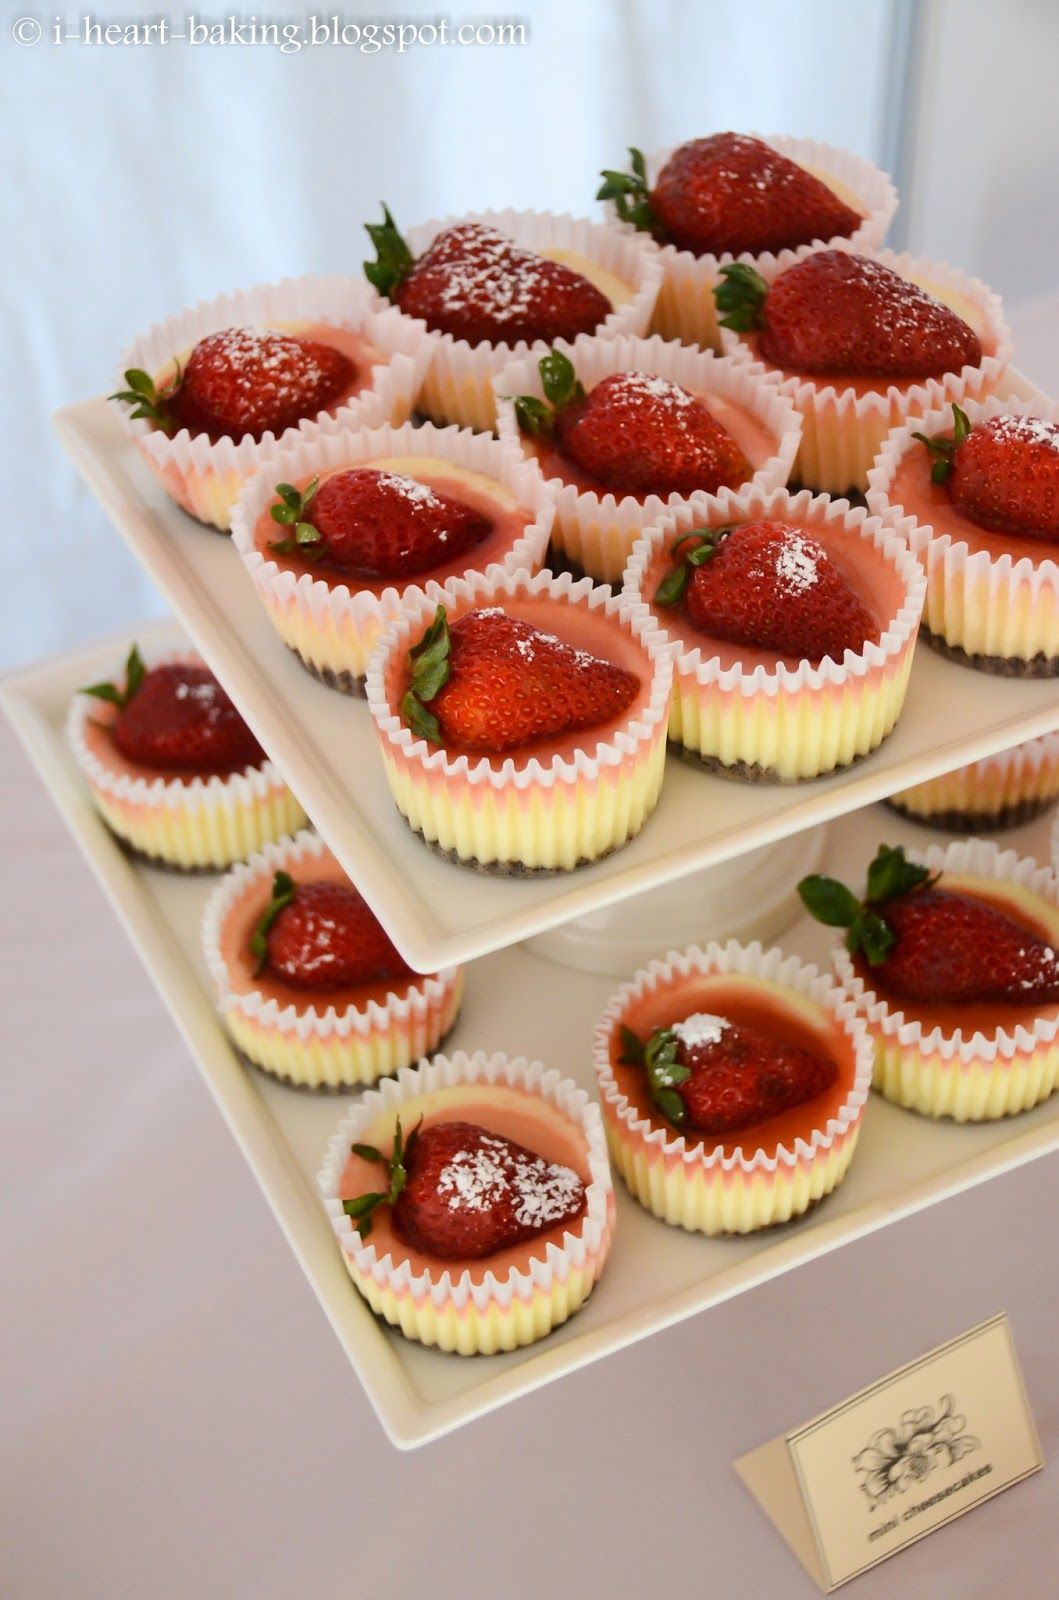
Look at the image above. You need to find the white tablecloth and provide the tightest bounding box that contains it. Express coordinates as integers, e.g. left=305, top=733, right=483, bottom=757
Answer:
left=5, top=295, right=1059, bottom=1599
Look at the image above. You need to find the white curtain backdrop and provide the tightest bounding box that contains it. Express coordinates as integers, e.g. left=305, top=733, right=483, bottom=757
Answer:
left=2, top=0, right=894, bottom=669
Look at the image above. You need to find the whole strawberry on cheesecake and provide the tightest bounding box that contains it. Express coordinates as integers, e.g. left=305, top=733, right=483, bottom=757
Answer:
left=365, top=569, right=673, bottom=872
left=799, top=840, right=1059, bottom=1119
left=319, top=1050, right=615, bottom=1353
left=494, top=335, right=801, bottom=582
left=867, top=398, right=1059, bottom=677
left=203, top=830, right=462, bottom=1089
left=111, top=276, right=428, bottom=529
left=624, top=485, right=925, bottom=782
left=596, top=131, right=896, bottom=349
left=68, top=641, right=305, bottom=869
left=230, top=420, right=553, bottom=693
left=361, top=206, right=660, bottom=430
left=713, top=246, right=1010, bottom=492
left=593, top=940, right=873, bottom=1233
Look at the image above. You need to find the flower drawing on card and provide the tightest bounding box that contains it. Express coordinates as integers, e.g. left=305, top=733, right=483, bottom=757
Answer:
left=852, top=1394, right=981, bottom=1510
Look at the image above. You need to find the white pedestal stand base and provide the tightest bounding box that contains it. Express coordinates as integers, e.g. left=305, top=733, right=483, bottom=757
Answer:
left=525, top=826, right=827, bottom=976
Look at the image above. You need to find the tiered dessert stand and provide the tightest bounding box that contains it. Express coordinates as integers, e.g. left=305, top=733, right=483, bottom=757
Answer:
left=5, top=383, right=1059, bottom=1448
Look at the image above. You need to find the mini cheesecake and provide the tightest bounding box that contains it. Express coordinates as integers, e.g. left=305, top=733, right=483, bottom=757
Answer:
left=493, top=332, right=802, bottom=583
left=365, top=567, right=673, bottom=873
left=593, top=942, right=872, bottom=1233
left=202, top=830, right=461, bottom=1089
left=801, top=839, right=1059, bottom=1120
left=597, top=133, right=896, bottom=351
left=318, top=1051, right=615, bottom=1354
left=718, top=247, right=1011, bottom=493
left=361, top=206, right=662, bottom=431
left=231, top=421, right=553, bottom=693
left=868, top=397, right=1059, bottom=676
left=624, top=484, right=925, bottom=782
left=68, top=641, right=305, bottom=869
left=113, top=276, right=429, bottom=529
left=888, top=735, right=1059, bottom=832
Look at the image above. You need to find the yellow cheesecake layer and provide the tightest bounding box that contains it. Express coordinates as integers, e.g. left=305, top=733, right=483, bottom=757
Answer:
left=669, top=644, right=915, bottom=781
left=89, top=779, right=306, bottom=870
left=221, top=969, right=462, bottom=1089
left=380, top=735, right=667, bottom=870
left=602, top=1100, right=860, bottom=1233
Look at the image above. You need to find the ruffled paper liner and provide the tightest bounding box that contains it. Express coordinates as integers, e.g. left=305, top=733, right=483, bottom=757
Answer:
left=364, top=208, right=663, bottom=432
left=492, top=331, right=803, bottom=583
left=720, top=246, right=1012, bottom=492
left=867, top=393, right=1059, bottom=671
left=888, top=734, right=1059, bottom=829
left=365, top=567, right=674, bottom=871
left=201, top=830, right=461, bottom=1089
left=593, top=940, right=873, bottom=1234
left=115, top=275, right=431, bottom=530
left=832, top=838, right=1059, bottom=1120
left=230, top=421, right=555, bottom=689
left=67, top=641, right=306, bottom=869
left=604, top=134, right=897, bottom=352
left=622, top=485, right=926, bottom=781
left=317, top=1050, right=615, bottom=1354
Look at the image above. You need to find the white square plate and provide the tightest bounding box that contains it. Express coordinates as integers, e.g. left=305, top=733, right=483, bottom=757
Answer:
left=6, top=625, right=1059, bottom=1448
left=53, top=391, right=1059, bottom=973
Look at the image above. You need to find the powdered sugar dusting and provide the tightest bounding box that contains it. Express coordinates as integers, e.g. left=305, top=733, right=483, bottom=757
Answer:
left=282, top=907, right=347, bottom=978
left=774, top=530, right=821, bottom=596
left=672, top=1012, right=730, bottom=1049
left=428, top=225, right=574, bottom=328
left=987, top=414, right=1059, bottom=452
left=173, top=677, right=227, bottom=727
left=436, top=1132, right=583, bottom=1227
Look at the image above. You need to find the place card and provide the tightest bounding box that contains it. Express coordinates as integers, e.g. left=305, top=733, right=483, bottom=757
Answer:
left=734, top=1313, right=1042, bottom=1590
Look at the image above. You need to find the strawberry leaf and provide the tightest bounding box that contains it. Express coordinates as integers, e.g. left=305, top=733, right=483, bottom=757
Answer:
left=512, top=395, right=555, bottom=440
left=652, top=528, right=727, bottom=608
left=852, top=908, right=895, bottom=966
left=510, top=349, right=585, bottom=440
left=714, top=263, right=769, bottom=333
left=342, top=1114, right=421, bottom=1236
left=618, top=1024, right=645, bottom=1065
left=538, top=348, right=585, bottom=411
left=249, top=869, right=297, bottom=977
left=108, top=364, right=181, bottom=436
left=364, top=204, right=415, bottom=298
left=81, top=642, right=146, bottom=711
left=797, top=874, right=860, bottom=928
left=640, top=1027, right=691, bottom=1125
left=407, top=605, right=451, bottom=704
left=865, top=844, right=933, bottom=906
left=351, top=1142, right=383, bottom=1163
left=912, top=403, right=972, bottom=485
left=401, top=690, right=442, bottom=745
left=597, top=147, right=658, bottom=236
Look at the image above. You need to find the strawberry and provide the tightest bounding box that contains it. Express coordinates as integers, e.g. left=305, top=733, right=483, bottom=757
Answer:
left=619, top=1012, right=836, bottom=1134
left=250, top=871, right=411, bottom=989
left=81, top=644, right=264, bottom=773
left=915, top=404, right=1059, bottom=539
left=111, top=328, right=355, bottom=443
left=714, top=252, right=982, bottom=380
left=598, top=134, right=862, bottom=257
left=799, top=844, right=1059, bottom=1005
left=512, top=348, right=748, bottom=497
left=400, top=603, right=641, bottom=753
left=343, top=1117, right=586, bottom=1259
left=266, top=468, right=491, bottom=578
left=653, top=520, right=878, bottom=664
left=364, top=209, right=612, bottom=345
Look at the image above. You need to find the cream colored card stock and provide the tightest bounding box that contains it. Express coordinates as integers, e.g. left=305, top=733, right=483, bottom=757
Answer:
left=734, top=1314, right=1042, bottom=1590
